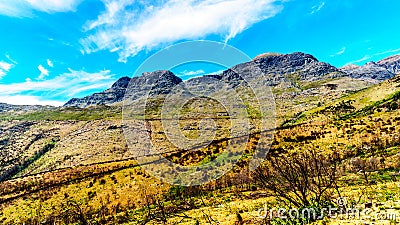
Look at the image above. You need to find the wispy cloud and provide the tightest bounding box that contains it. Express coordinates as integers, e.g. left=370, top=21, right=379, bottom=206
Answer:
left=47, top=59, right=54, bottom=68
left=81, top=0, right=284, bottom=62
left=374, top=48, right=400, bottom=56
left=0, top=62, right=13, bottom=72
left=311, top=1, right=325, bottom=14
left=0, top=0, right=82, bottom=17
left=177, top=69, right=206, bottom=80
left=0, top=69, right=116, bottom=106
left=0, top=55, right=17, bottom=79
left=37, top=64, right=49, bottom=80
left=0, top=61, right=14, bottom=79
left=348, top=55, right=372, bottom=65
left=25, top=0, right=81, bottom=12
left=330, top=47, right=346, bottom=57
left=5, top=55, right=18, bottom=64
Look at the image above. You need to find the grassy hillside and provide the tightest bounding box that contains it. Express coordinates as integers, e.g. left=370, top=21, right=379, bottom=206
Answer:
left=0, top=76, right=399, bottom=224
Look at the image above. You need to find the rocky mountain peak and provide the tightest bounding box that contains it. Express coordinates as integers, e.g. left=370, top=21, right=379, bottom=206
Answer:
left=366, top=61, right=378, bottom=66
left=341, top=54, right=400, bottom=79
left=253, top=52, right=318, bottom=66
left=285, top=52, right=318, bottom=62
left=64, top=70, right=182, bottom=108
left=341, top=56, right=398, bottom=81
left=131, top=70, right=183, bottom=96
left=377, top=54, right=400, bottom=74
left=378, top=54, right=400, bottom=65
left=251, top=52, right=339, bottom=82
left=253, top=52, right=283, bottom=60
left=137, top=70, right=182, bottom=88
left=215, top=52, right=340, bottom=89
left=110, top=76, right=131, bottom=90
left=341, top=64, right=359, bottom=71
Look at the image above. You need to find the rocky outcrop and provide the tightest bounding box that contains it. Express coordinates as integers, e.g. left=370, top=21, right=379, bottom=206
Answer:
left=219, top=52, right=341, bottom=87
left=341, top=61, right=395, bottom=81
left=64, top=71, right=183, bottom=108
left=377, top=54, right=400, bottom=74
left=122, top=70, right=183, bottom=102
left=64, top=76, right=131, bottom=108
left=254, top=52, right=340, bottom=80
left=135, top=70, right=182, bottom=95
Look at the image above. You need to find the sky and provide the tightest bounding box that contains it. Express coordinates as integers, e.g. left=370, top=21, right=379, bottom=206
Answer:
left=0, top=0, right=399, bottom=106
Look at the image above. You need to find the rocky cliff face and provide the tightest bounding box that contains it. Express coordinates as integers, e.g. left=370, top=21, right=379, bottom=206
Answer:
left=377, top=55, right=400, bottom=74
left=125, top=70, right=183, bottom=99
left=64, top=76, right=131, bottom=108
left=340, top=54, right=400, bottom=81
left=221, top=52, right=341, bottom=87
left=341, top=61, right=395, bottom=81
left=253, top=52, right=340, bottom=81
left=64, top=71, right=183, bottom=108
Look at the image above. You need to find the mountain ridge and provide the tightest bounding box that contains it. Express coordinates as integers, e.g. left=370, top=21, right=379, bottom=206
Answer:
left=61, top=52, right=400, bottom=108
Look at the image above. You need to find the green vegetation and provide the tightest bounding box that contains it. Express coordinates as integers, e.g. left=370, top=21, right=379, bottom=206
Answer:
left=0, top=75, right=399, bottom=224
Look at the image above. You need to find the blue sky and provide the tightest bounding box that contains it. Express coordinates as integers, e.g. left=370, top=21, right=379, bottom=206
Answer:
left=0, top=0, right=399, bottom=106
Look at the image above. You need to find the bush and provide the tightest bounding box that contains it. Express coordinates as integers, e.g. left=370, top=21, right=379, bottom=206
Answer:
left=253, top=149, right=342, bottom=218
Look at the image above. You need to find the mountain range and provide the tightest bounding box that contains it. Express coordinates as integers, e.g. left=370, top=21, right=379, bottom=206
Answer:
left=63, top=52, right=400, bottom=108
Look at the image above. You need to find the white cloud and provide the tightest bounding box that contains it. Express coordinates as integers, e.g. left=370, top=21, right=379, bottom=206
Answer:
left=47, top=59, right=54, bottom=68
left=0, top=95, right=64, bottom=106
left=177, top=69, right=206, bottom=80
left=24, top=0, right=81, bottom=12
left=0, top=69, right=116, bottom=106
left=348, top=55, right=372, bottom=64
left=81, top=0, right=283, bottom=62
left=0, top=62, right=13, bottom=72
left=0, top=0, right=81, bottom=17
left=330, top=47, right=346, bottom=57
left=311, top=1, right=325, bottom=14
left=37, top=64, right=49, bottom=80
left=0, top=61, right=14, bottom=79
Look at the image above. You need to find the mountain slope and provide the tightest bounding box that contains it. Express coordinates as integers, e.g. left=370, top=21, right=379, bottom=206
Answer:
left=1, top=53, right=400, bottom=225
left=1, top=73, right=400, bottom=225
